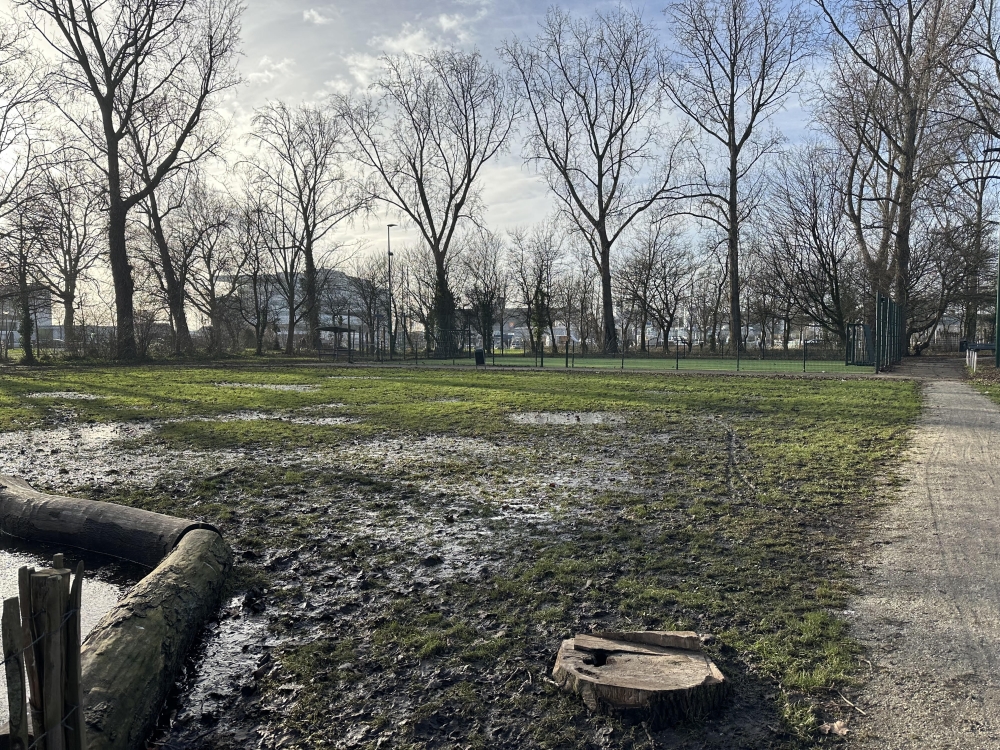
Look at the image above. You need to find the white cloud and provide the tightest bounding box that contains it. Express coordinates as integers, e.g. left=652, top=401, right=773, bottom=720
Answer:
left=303, top=8, right=333, bottom=25
left=246, top=56, right=296, bottom=87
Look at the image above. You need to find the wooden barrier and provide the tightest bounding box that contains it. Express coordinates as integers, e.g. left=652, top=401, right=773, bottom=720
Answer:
left=0, top=478, right=219, bottom=568
left=0, top=478, right=232, bottom=750
left=0, top=556, right=86, bottom=750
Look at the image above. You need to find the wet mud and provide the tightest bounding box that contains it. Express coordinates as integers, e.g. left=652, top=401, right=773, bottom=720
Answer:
left=0, top=405, right=798, bottom=750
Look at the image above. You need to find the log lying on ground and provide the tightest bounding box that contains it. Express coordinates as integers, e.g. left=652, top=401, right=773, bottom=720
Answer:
left=81, top=529, right=232, bottom=750
left=552, top=632, right=727, bottom=728
left=0, top=476, right=219, bottom=568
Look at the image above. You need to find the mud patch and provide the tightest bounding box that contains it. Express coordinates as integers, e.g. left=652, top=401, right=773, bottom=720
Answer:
left=508, top=411, right=625, bottom=426
left=214, top=383, right=319, bottom=392
left=25, top=391, right=100, bottom=400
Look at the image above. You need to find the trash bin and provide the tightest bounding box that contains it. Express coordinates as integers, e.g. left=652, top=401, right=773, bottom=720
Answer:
left=960, top=339, right=968, bottom=353
left=474, top=348, right=485, bottom=366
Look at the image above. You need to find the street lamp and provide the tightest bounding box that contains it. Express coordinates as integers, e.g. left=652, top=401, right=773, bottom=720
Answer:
left=387, top=223, right=397, bottom=360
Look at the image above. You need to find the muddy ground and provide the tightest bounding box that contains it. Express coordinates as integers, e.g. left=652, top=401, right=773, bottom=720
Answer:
left=0, top=367, right=918, bottom=749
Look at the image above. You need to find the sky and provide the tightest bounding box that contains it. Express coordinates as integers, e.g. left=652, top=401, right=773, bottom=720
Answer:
left=233, top=0, right=632, bottom=256
left=2, top=0, right=816, bottom=263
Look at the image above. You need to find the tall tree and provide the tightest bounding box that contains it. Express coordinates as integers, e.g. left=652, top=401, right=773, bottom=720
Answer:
left=338, top=49, right=515, bottom=354
left=459, top=229, right=508, bottom=353
left=504, top=7, right=686, bottom=353
left=249, top=102, right=366, bottom=351
left=664, top=0, right=812, bottom=352
left=817, top=0, right=973, bottom=316
left=766, top=144, right=861, bottom=342
left=19, top=0, right=242, bottom=359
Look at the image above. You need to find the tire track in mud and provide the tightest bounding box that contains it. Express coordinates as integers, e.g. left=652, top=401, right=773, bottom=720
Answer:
left=851, top=360, right=1000, bottom=748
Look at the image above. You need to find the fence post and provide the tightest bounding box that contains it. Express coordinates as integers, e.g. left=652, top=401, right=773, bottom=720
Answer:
left=3, top=596, right=28, bottom=750
left=803, top=342, right=807, bottom=373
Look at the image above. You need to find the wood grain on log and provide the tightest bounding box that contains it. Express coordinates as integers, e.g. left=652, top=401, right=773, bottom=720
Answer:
left=552, top=635, right=727, bottom=727
left=80, top=529, right=232, bottom=750
left=590, top=630, right=702, bottom=651
left=0, top=477, right=219, bottom=568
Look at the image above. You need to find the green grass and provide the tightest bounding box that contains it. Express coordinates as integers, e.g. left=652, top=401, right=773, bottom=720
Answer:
left=0, top=363, right=920, bottom=748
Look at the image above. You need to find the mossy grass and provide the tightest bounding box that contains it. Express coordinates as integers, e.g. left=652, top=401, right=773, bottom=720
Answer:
left=0, top=364, right=919, bottom=747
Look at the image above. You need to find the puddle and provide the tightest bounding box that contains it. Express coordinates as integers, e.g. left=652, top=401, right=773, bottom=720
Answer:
left=25, top=392, right=100, bottom=400
left=214, top=383, right=319, bottom=392
left=508, top=411, right=625, bottom=426
left=0, top=539, right=142, bottom=725
left=0, top=422, right=245, bottom=489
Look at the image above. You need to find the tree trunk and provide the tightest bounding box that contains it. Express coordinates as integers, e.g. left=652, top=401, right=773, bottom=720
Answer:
left=108, top=201, right=137, bottom=361
left=63, top=294, right=76, bottom=356
left=432, top=252, right=455, bottom=355
left=894, top=100, right=919, bottom=320
left=599, top=239, right=619, bottom=354
left=18, top=264, right=33, bottom=366
left=148, top=196, right=193, bottom=355
left=728, top=149, right=742, bottom=354
left=285, top=303, right=296, bottom=356
left=304, top=242, right=320, bottom=351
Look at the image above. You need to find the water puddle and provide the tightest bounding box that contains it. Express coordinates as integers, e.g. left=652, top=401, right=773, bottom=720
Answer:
left=214, top=383, right=319, bottom=392
left=508, top=411, right=625, bottom=426
left=25, top=392, right=100, bottom=400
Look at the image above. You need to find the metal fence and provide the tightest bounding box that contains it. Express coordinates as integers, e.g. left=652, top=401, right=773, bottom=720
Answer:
left=845, top=293, right=906, bottom=373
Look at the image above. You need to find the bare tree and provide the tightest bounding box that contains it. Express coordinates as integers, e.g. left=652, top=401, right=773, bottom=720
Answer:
left=249, top=101, right=367, bottom=351
left=664, top=0, right=812, bottom=352
left=18, top=0, right=242, bottom=359
left=458, top=229, right=508, bottom=353
left=232, top=176, right=277, bottom=356
left=504, top=7, right=687, bottom=353
left=33, top=154, right=104, bottom=354
left=180, top=182, right=239, bottom=353
left=338, top=49, right=515, bottom=354
left=509, top=221, right=563, bottom=354
left=817, top=0, right=973, bottom=316
left=349, top=254, right=387, bottom=355
left=766, top=144, right=861, bottom=342
left=136, top=170, right=200, bottom=354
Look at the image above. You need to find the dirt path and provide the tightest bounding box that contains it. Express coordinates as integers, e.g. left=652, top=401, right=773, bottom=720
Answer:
left=851, top=358, right=1000, bottom=748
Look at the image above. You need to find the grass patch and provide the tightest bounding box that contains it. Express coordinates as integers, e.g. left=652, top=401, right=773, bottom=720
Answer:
left=0, top=363, right=919, bottom=748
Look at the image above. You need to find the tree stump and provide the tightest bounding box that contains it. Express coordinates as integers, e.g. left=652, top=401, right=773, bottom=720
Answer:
left=552, top=631, right=727, bottom=727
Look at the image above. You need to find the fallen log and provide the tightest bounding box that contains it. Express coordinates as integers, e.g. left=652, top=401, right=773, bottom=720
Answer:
left=0, top=476, right=219, bottom=568
left=81, top=529, right=231, bottom=750
left=0, top=478, right=232, bottom=750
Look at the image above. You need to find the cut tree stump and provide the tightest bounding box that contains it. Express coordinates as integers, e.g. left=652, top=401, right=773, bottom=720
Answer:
left=552, top=631, right=727, bottom=727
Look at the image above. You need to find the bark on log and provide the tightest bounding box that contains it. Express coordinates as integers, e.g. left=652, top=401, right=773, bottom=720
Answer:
left=0, top=476, right=219, bottom=568
left=80, top=529, right=232, bottom=750
left=552, top=634, right=727, bottom=728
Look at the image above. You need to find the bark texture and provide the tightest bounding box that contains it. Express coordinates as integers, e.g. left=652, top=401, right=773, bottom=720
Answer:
left=81, top=529, right=231, bottom=750
left=0, top=477, right=218, bottom=568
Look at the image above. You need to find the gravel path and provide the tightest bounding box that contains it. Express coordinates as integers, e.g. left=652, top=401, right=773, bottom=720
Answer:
left=851, top=358, right=1000, bottom=747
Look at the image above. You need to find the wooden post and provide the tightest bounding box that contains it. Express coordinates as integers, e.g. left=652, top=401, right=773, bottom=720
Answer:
left=31, top=569, right=67, bottom=750
left=64, top=562, right=85, bottom=750
left=18, top=566, right=42, bottom=741
left=3, top=596, right=29, bottom=750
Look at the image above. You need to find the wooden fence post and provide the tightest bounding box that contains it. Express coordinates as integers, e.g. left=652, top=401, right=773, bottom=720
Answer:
left=4, top=556, right=85, bottom=750
left=2, top=596, right=29, bottom=750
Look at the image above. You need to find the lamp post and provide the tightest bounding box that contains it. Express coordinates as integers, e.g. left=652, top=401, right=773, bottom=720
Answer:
left=387, top=223, right=397, bottom=360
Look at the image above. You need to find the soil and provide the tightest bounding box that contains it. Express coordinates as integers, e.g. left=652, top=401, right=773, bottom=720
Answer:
left=0, top=368, right=918, bottom=750
left=849, top=358, right=1000, bottom=748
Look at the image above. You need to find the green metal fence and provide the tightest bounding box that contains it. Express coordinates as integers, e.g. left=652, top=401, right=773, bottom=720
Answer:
left=845, top=293, right=905, bottom=372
